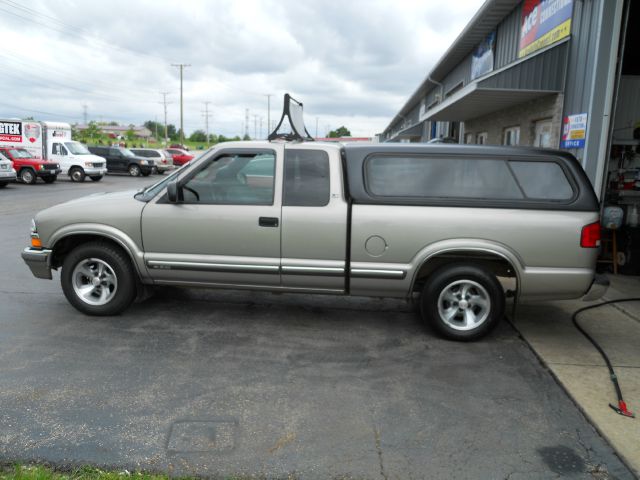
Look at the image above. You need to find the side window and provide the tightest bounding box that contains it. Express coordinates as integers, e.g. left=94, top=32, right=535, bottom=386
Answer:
left=365, top=155, right=523, bottom=200
left=109, top=148, right=121, bottom=156
left=182, top=152, right=275, bottom=205
left=509, top=161, right=574, bottom=200
left=283, top=149, right=330, bottom=207
left=53, top=143, right=66, bottom=155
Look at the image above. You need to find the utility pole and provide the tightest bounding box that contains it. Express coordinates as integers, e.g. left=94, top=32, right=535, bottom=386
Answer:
left=315, top=117, right=319, bottom=138
left=82, top=105, right=88, bottom=125
left=264, top=94, right=272, bottom=137
left=202, top=101, right=212, bottom=147
left=253, top=114, right=259, bottom=139
left=171, top=63, right=190, bottom=145
left=245, top=109, right=249, bottom=139
left=259, top=117, right=263, bottom=139
left=159, top=92, right=171, bottom=146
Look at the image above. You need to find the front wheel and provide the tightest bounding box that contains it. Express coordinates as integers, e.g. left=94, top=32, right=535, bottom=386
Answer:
left=128, top=164, right=141, bottom=177
left=20, top=168, right=37, bottom=184
left=43, top=175, right=57, bottom=184
left=90, top=175, right=103, bottom=182
left=61, top=241, right=137, bottom=316
left=420, top=263, right=504, bottom=341
left=70, top=167, right=86, bottom=182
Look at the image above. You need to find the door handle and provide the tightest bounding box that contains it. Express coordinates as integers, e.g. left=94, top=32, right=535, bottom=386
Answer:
left=259, top=217, right=279, bottom=227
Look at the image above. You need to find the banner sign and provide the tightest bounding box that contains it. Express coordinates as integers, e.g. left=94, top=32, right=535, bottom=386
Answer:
left=471, top=31, right=496, bottom=80
left=561, top=113, right=587, bottom=149
left=0, top=121, right=22, bottom=142
left=519, top=0, right=573, bottom=58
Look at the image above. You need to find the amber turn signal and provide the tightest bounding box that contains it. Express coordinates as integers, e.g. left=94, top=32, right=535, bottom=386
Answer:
left=30, top=236, right=42, bottom=248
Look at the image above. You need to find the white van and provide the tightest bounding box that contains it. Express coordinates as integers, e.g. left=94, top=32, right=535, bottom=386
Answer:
left=42, top=122, right=108, bottom=182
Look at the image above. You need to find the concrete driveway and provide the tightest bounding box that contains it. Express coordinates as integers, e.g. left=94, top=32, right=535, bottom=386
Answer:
left=0, top=176, right=634, bottom=479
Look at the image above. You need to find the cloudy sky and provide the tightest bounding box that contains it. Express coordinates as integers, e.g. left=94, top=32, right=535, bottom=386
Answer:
left=1, top=0, right=484, bottom=138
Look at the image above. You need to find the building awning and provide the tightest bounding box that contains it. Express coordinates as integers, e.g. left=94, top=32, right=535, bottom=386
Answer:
left=395, top=121, right=424, bottom=138
left=423, top=82, right=559, bottom=122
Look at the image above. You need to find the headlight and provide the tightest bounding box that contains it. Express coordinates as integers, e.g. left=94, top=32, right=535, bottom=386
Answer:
left=84, top=161, right=93, bottom=167
left=37, top=164, right=43, bottom=170
left=139, top=160, right=148, bottom=165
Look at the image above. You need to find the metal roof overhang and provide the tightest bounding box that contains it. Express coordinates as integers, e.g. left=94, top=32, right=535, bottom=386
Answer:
left=423, top=84, right=559, bottom=121
left=383, top=0, right=522, bottom=134
left=395, top=122, right=424, bottom=138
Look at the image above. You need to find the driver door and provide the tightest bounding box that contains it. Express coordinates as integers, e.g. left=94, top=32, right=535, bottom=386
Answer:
left=141, top=146, right=283, bottom=287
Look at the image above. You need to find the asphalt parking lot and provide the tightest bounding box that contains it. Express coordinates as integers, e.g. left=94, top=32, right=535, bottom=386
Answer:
left=0, top=175, right=635, bottom=479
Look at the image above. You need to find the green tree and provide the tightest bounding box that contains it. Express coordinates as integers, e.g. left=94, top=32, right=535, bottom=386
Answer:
left=81, top=121, right=102, bottom=143
left=125, top=125, right=136, bottom=141
left=189, top=130, right=207, bottom=142
left=328, top=126, right=351, bottom=138
left=242, top=134, right=251, bottom=141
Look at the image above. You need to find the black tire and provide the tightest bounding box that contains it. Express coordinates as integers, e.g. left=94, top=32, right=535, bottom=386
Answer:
left=90, top=175, right=103, bottom=182
left=20, top=168, right=37, bottom=184
left=43, top=175, right=57, bottom=184
left=420, top=263, right=504, bottom=341
left=61, top=241, right=137, bottom=316
left=70, top=167, right=86, bottom=182
left=128, top=164, right=141, bottom=177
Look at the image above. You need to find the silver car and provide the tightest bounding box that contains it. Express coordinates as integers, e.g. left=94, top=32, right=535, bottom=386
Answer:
left=0, top=151, right=17, bottom=187
left=130, top=148, right=174, bottom=174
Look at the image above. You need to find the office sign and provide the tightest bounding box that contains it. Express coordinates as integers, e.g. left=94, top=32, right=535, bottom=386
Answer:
left=471, top=31, right=496, bottom=80
left=519, top=0, right=573, bottom=58
left=561, top=113, right=587, bottom=149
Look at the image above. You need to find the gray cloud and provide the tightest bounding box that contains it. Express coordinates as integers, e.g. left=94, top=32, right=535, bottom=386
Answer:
left=0, top=0, right=483, bottom=136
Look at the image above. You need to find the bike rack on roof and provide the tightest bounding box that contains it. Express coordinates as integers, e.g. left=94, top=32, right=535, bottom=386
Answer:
left=268, top=93, right=314, bottom=142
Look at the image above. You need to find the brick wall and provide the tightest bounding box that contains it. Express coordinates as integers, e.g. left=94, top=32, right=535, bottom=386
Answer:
left=463, top=93, right=564, bottom=146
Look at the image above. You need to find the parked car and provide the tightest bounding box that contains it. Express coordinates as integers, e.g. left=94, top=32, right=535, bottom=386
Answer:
left=0, top=147, right=60, bottom=184
left=130, top=148, right=174, bottom=174
left=87, top=146, right=154, bottom=177
left=21, top=141, right=607, bottom=341
left=165, top=148, right=194, bottom=166
left=0, top=151, right=17, bottom=187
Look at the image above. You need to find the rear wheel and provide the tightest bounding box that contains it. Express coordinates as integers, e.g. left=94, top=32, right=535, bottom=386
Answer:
left=61, top=241, right=137, bottom=316
left=70, top=167, right=86, bottom=182
left=420, top=263, right=504, bottom=341
left=20, top=168, right=37, bottom=184
left=90, top=175, right=103, bottom=182
left=43, top=175, right=57, bottom=184
left=128, top=164, right=141, bottom=177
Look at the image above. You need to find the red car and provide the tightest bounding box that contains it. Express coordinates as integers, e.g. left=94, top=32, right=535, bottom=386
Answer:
left=166, top=148, right=194, bottom=166
left=0, top=147, right=61, bottom=184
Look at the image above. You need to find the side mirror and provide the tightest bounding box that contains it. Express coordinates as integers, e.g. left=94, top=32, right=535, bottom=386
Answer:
left=167, top=179, right=181, bottom=203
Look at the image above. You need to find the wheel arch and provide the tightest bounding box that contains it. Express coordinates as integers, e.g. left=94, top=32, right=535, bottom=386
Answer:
left=48, top=226, right=148, bottom=281
left=409, top=241, right=522, bottom=298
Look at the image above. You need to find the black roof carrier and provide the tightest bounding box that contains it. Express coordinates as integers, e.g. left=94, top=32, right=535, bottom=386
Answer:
left=268, top=93, right=314, bottom=142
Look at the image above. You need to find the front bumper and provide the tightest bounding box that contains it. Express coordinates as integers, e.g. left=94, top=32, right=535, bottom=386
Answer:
left=84, top=167, right=108, bottom=176
left=37, top=168, right=62, bottom=177
left=21, top=247, right=53, bottom=280
left=156, top=164, right=174, bottom=172
left=582, top=274, right=609, bottom=301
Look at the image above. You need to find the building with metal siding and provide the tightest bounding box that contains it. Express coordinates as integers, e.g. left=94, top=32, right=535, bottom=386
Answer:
left=381, top=0, right=631, bottom=200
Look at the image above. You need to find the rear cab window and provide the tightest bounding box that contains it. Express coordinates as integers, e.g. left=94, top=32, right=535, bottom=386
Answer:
left=364, top=155, right=575, bottom=204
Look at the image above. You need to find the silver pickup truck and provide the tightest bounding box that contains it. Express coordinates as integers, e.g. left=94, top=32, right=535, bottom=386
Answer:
left=22, top=141, right=606, bottom=340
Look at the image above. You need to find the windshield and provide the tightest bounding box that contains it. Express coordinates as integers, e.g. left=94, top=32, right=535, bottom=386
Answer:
left=10, top=149, right=34, bottom=159
left=121, top=148, right=136, bottom=158
left=65, top=142, right=91, bottom=155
